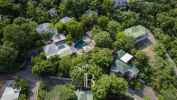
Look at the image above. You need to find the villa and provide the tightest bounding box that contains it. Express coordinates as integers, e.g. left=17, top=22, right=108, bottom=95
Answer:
left=36, top=22, right=73, bottom=58
left=43, top=34, right=72, bottom=58
left=111, top=50, right=139, bottom=79
left=124, top=25, right=150, bottom=44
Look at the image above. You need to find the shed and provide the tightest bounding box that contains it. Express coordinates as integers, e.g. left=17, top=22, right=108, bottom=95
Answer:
left=117, top=50, right=133, bottom=63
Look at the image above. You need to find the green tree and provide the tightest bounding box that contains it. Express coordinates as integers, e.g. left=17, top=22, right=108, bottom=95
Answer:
left=97, top=16, right=109, bottom=29
left=45, top=84, right=77, bottom=100
left=80, top=10, right=98, bottom=31
left=65, top=19, right=83, bottom=40
left=70, top=64, right=103, bottom=85
left=107, top=20, right=122, bottom=38
left=26, top=0, right=35, bottom=17
left=89, top=48, right=112, bottom=70
left=0, top=41, right=18, bottom=72
left=32, top=57, right=56, bottom=76
left=101, top=0, right=114, bottom=15
left=3, top=22, right=40, bottom=54
left=55, top=22, right=64, bottom=32
left=92, top=74, right=128, bottom=100
left=58, top=56, right=73, bottom=77
left=93, top=31, right=113, bottom=48
left=113, top=32, right=135, bottom=51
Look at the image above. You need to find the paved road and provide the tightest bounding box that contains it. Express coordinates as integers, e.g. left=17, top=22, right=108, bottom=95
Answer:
left=17, top=66, right=40, bottom=100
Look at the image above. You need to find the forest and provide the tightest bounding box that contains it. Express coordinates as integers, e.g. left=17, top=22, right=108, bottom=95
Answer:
left=0, top=0, right=177, bottom=100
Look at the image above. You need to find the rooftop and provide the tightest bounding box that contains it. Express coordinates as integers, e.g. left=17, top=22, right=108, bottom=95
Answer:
left=111, top=50, right=138, bottom=78
left=60, top=16, right=72, bottom=23
left=43, top=42, right=72, bottom=58
left=36, top=23, right=57, bottom=34
left=120, top=53, right=133, bottom=63
left=52, top=34, right=66, bottom=43
left=124, top=25, right=150, bottom=39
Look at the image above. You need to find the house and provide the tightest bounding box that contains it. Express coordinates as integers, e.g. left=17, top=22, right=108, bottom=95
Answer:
left=75, top=90, right=93, bottom=100
left=43, top=34, right=72, bottom=58
left=124, top=25, right=150, bottom=44
left=36, top=23, right=73, bottom=58
left=60, top=16, right=72, bottom=24
left=111, top=50, right=139, bottom=79
left=36, top=23, right=57, bottom=34
left=0, top=80, right=20, bottom=100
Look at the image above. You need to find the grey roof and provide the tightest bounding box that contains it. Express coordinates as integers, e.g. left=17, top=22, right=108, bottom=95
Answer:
left=60, top=17, right=72, bottom=23
left=76, top=90, right=93, bottom=100
left=36, top=23, right=57, bottom=34
left=48, top=8, right=58, bottom=17
left=124, top=25, right=149, bottom=39
left=43, top=42, right=72, bottom=58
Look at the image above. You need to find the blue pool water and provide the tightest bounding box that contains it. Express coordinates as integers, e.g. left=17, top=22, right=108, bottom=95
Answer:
left=74, top=40, right=86, bottom=49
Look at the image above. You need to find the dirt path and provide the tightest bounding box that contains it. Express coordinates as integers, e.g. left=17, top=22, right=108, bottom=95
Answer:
left=141, top=33, right=156, bottom=63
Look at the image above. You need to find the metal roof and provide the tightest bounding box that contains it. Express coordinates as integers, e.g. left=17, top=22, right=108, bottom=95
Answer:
left=120, top=53, right=133, bottom=63
left=43, top=42, right=72, bottom=58
left=60, top=17, right=72, bottom=23
left=124, top=25, right=149, bottom=39
left=36, top=23, right=57, bottom=34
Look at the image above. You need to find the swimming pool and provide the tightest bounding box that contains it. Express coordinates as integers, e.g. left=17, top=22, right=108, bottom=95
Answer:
left=74, top=40, right=87, bottom=49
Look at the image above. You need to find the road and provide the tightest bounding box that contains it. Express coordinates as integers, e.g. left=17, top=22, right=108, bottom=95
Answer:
left=17, top=66, right=40, bottom=100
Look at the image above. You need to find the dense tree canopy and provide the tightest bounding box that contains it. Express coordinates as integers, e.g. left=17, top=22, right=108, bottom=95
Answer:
left=1, top=0, right=177, bottom=99
left=92, top=74, right=129, bottom=100
left=45, top=84, right=77, bottom=100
